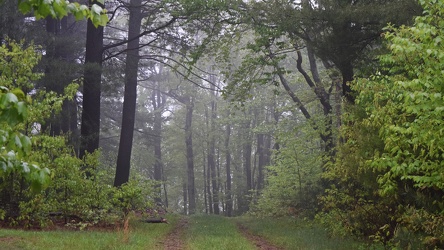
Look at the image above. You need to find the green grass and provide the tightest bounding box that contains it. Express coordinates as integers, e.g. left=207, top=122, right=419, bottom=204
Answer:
left=0, top=214, right=180, bottom=250
left=236, top=216, right=383, bottom=250
left=185, top=214, right=256, bottom=250
left=0, top=214, right=385, bottom=250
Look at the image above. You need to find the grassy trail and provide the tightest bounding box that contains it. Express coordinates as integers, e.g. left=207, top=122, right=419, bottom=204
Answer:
left=0, top=215, right=378, bottom=250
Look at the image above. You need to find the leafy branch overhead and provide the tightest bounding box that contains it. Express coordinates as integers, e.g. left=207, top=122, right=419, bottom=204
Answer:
left=18, top=0, right=108, bottom=27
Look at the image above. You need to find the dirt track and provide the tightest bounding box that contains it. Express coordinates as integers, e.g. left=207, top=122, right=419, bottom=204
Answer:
left=237, top=223, right=283, bottom=250
left=163, top=218, right=188, bottom=250
left=161, top=217, right=282, bottom=250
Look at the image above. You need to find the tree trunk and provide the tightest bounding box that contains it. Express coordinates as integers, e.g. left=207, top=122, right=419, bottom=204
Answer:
left=152, top=86, right=165, bottom=201
left=185, top=98, right=196, bottom=214
left=340, top=61, right=355, bottom=104
left=183, top=182, right=188, bottom=215
left=209, top=97, right=219, bottom=214
left=224, top=121, right=232, bottom=217
left=80, top=0, right=104, bottom=159
left=206, top=150, right=213, bottom=214
left=256, top=133, right=265, bottom=190
left=114, top=0, right=142, bottom=187
left=243, top=116, right=252, bottom=192
left=203, top=151, right=209, bottom=214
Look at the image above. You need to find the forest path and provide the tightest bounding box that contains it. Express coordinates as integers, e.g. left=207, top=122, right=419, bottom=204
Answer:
left=236, top=223, right=283, bottom=250
left=161, top=215, right=282, bottom=250
left=163, top=217, right=189, bottom=250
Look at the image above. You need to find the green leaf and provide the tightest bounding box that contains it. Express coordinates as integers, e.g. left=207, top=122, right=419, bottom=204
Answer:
left=18, top=1, right=32, bottom=14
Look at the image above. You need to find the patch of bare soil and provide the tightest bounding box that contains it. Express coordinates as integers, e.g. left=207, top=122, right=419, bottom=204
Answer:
left=237, top=223, right=283, bottom=250
left=0, top=236, right=20, bottom=243
left=162, top=218, right=188, bottom=250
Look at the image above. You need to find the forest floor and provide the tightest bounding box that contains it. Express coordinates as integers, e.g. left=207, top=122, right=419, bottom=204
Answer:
left=0, top=215, right=378, bottom=249
left=236, top=223, right=283, bottom=250
left=162, top=217, right=188, bottom=250
left=161, top=216, right=282, bottom=250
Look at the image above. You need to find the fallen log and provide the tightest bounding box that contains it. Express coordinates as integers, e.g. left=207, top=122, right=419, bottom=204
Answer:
left=143, top=217, right=168, bottom=224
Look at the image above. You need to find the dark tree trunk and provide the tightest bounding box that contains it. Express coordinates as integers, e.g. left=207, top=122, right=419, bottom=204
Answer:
left=340, top=61, right=355, bottom=104
left=80, top=1, right=104, bottom=159
left=243, top=118, right=252, bottom=192
left=256, top=133, right=265, bottom=190
left=114, top=0, right=142, bottom=187
left=224, top=121, right=232, bottom=217
left=185, top=98, right=196, bottom=214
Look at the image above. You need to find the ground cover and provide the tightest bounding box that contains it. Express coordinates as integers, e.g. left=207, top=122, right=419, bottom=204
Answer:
left=0, top=214, right=382, bottom=249
left=0, top=214, right=180, bottom=250
left=184, top=215, right=257, bottom=250
left=236, top=216, right=384, bottom=250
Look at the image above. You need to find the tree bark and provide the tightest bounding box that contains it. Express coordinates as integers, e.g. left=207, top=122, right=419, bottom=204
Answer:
left=224, top=121, right=232, bottom=217
left=80, top=0, right=104, bottom=159
left=209, top=96, right=219, bottom=214
left=185, top=98, right=196, bottom=214
left=114, top=0, right=142, bottom=187
left=243, top=117, right=252, bottom=192
left=256, top=133, right=265, bottom=190
left=182, top=182, right=188, bottom=215
left=152, top=85, right=165, bottom=201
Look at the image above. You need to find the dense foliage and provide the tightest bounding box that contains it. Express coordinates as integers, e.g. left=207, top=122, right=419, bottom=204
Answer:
left=318, top=0, right=444, bottom=248
left=0, top=40, right=156, bottom=228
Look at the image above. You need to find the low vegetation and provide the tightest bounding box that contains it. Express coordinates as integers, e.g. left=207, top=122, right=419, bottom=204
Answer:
left=0, top=214, right=179, bottom=250
left=0, top=214, right=382, bottom=250
left=185, top=215, right=256, bottom=250
left=237, top=216, right=382, bottom=250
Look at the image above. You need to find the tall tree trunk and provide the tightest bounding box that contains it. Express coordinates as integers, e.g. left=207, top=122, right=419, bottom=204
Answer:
left=152, top=86, right=165, bottom=201
left=238, top=112, right=253, bottom=214
left=206, top=150, right=213, bottom=214
left=80, top=0, right=104, bottom=159
left=224, top=121, right=232, bottom=217
left=114, top=0, right=142, bottom=187
left=204, top=107, right=213, bottom=214
left=209, top=97, right=219, bottom=214
left=203, top=151, right=208, bottom=214
left=243, top=116, right=252, bottom=192
left=256, top=133, right=265, bottom=190
left=185, top=97, right=196, bottom=214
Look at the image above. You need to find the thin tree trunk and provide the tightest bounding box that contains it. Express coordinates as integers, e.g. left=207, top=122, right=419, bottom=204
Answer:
left=225, top=121, right=232, bottom=217
left=256, top=133, right=265, bottom=190
left=206, top=152, right=213, bottom=214
left=209, top=96, right=219, bottom=214
left=243, top=115, right=252, bottom=192
left=185, top=98, right=196, bottom=214
left=205, top=107, right=213, bottom=214
left=152, top=86, right=165, bottom=201
left=183, top=182, right=188, bottom=215
left=203, top=150, right=208, bottom=214
left=114, top=0, right=142, bottom=187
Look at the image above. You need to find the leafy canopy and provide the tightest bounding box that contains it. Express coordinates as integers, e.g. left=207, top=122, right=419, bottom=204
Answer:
left=17, top=0, right=108, bottom=27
